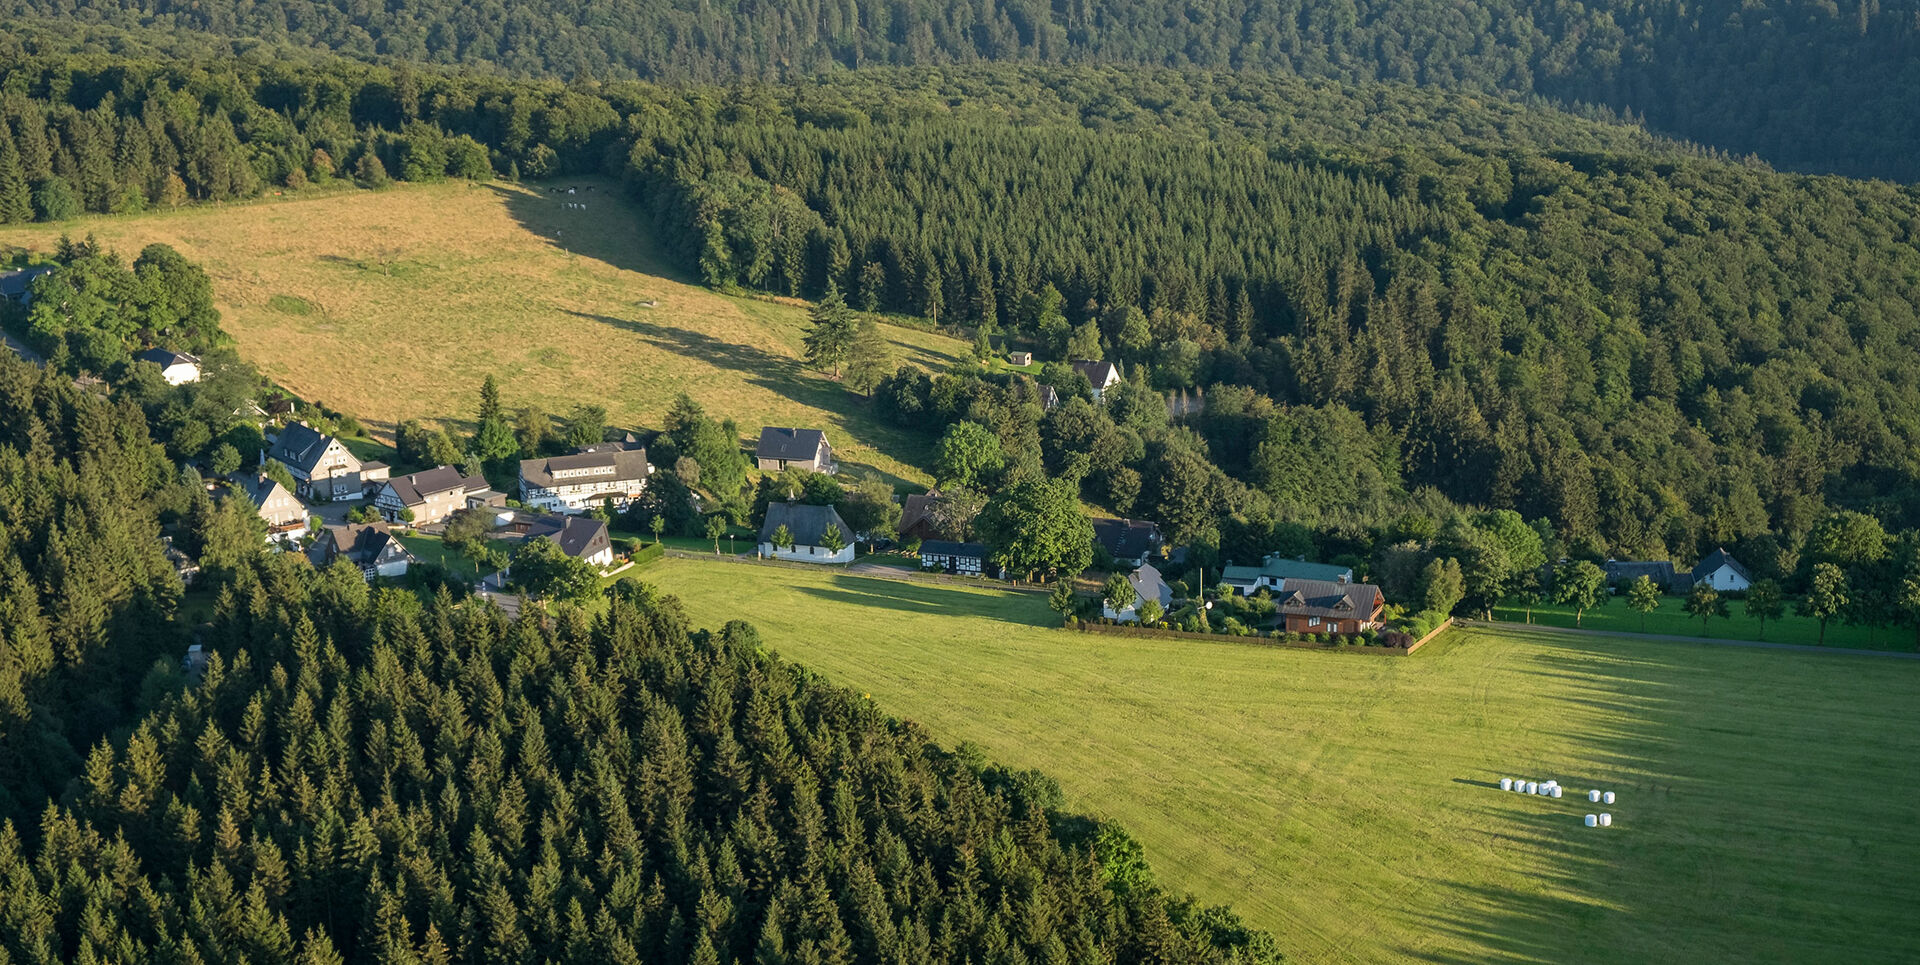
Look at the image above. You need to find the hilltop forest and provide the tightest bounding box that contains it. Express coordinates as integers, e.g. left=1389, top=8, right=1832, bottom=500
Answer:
left=2, top=0, right=1916, bottom=180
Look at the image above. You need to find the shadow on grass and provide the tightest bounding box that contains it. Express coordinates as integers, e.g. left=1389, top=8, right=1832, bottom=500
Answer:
left=486, top=179, right=698, bottom=285
left=1395, top=625, right=1920, bottom=964
left=789, top=574, right=1051, bottom=628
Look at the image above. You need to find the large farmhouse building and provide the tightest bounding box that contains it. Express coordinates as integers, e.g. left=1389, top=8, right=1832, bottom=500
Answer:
left=1275, top=579, right=1386, bottom=635
left=519, top=445, right=651, bottom=513
left=264, top=423, right=388, bottom=501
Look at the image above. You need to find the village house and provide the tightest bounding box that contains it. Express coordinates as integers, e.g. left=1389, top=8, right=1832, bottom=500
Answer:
left=1275, top=579, right=1386, bottom=635
left=1072, top=359, right=1123, bottom=402
left=920, top=540, right=999, bottom=577
left=308, top=522, right=415, bottom=581
left=135, top=347, right=202, bottom=385
left=1692, top=548, right=1752, bottom=592
left=1222, top=555, right=1355, bottom=596
left=509, top=512, right=616, bottom=568
left=899, top=493, right=947, bottom=543
left=1105, top=562, right=1173, bottom=621
left=375, top=466, right=497, bottom=526
left=0, top=265, right=54, bottom=307
left=756, top=427, right=834, bottom=473
left=160, top=536, right=199, bottom=587
left=1008, top=351, right=1033, bottom=366
left=263, top=422, right=388, bottom=501
left=1091, top=517, right=1166, bottom=567
left=1037, top=384, right=1060, bottom=411
left=231, top=473, right=307, bottom=541
left=518, top=444, right=651, bottom=513
left=758, top=502, right=855, bottom=563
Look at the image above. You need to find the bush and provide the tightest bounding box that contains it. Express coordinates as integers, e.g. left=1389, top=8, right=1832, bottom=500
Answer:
left=631, top=541, right=667, bottom=568
left=1381, top=630, right=1414, bottom=648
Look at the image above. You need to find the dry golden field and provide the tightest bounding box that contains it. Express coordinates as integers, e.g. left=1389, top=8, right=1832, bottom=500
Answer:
left=0, top=179, right=960, bottom=483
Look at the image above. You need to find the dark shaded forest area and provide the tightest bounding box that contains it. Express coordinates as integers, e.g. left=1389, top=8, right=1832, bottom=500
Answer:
left=2, top=0, right=1915, bottom=179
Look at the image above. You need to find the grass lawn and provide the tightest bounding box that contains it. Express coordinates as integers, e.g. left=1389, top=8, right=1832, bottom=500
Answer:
left=1491, top=594, right=1905, bottom=649
left=393, top=532, right=513, bottom=581
left=644, top=556, right=1920, bottom=964
left=0, top=179, right=961, bottom=487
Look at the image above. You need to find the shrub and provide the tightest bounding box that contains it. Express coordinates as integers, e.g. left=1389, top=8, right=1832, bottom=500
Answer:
left=1382, top=630, right=1414, bottom=648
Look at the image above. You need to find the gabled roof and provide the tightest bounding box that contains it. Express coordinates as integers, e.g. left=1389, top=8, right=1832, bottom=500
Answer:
left=1691, top=548, right=1751, bottom=583
left=519, top=513, right=611, bottom=560
left=756, top=427, right=829, bottom=462
left=136, top=347, right=200, bottom=369
left=312, top=522, right=410, bottom=568
left=232, top=473, right=294, bottom=508
left=759, top=501, right=851, bottom=548
left=920, top=539, right=989, bottom=560
left=1072, top=359, right=1121, bottom=387
left=1220, top=565, right=1262, bottom=585
left=1091, top=517, right=1164, bottom=561
left=384, top=467, right=486, bottom=506
left=575, top=433, right=643, bottom=454
left=1037, top=385, right=1060, bottom=409
left=0, top=265, right=54, bottom=299
left=1128, top=562, right=1172, bottom=606
left=519, top=448, right=650, bottom=489
left=266, top=423, right=350, bottom=475
left=901, top=493, right=942, bottom=534
left=1275, top=579, right=1385, bottom=620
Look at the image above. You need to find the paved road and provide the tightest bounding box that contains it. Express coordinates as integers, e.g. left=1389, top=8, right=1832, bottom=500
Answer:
left=1, top=328, right=43, bottom=366
left=1457, top=619, right=1920, bottom=660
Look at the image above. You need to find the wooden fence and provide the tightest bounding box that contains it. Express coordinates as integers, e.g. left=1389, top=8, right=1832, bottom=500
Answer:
left=1072, top=617, right=1454, bottom=655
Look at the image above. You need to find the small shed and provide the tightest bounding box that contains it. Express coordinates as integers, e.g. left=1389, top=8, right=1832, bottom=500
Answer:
left=1007, top=351, right=1033, bottom=366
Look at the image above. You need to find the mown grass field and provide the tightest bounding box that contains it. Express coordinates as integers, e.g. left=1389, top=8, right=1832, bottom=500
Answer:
left=646, top=556, right=1920, bottom=965
left=1491, top=594, right=1902, bottom=649
left=0, top=180, right=962, bottom=485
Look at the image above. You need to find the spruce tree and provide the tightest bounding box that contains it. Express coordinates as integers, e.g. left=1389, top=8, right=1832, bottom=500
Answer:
left=803, top=283, right=858, bottom=378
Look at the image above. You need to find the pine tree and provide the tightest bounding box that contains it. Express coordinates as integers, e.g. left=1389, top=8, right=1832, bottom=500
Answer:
left=803, top=283, right=858, bottom=378
left=0, top=140, right=33, bottom=223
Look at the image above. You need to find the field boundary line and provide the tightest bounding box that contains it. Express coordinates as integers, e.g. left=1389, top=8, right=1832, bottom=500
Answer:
left=1459, top=619, right=1920, bottom=659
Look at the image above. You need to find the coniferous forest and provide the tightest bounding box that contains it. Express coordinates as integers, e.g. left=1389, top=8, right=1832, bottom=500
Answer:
left=1, top=0, right=1916, bottom=179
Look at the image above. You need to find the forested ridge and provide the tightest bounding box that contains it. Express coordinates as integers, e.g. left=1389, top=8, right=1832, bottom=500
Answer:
left=1, top=0, right=1915, bottom=179
left=3, top=56, right=1918, bottom=564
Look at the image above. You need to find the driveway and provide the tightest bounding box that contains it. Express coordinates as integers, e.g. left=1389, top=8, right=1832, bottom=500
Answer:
left=1, top=329, right=43, bottom=366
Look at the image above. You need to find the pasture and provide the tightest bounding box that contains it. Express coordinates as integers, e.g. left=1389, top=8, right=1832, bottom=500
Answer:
left=0, top=180, right=962, bottom=485
left=646, top=556, right=1920, bottom=964
left=1491, top=594, right=1900, bottom=649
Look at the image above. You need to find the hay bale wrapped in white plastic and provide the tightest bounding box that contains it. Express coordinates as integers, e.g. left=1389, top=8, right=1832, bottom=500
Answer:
left=1526, top=782, right=1539, bottom=795
left=1500, top=778, right=1513, bottom=791
left=1550, top=786, right=1563, bottom=798
left=1584, top=814, right=1598, bottom=827
left=1598, top=813, right=1612, bottom=827
left=1589, top=789, right=1602, bottom=802
left=1603, top=791, right=1616, bottom=805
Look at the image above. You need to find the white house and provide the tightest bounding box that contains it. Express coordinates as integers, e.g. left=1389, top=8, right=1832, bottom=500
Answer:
left=1220, top=555, right=1354, bottom=596
left=1691, top=548, right=1752, bottom=592
left=1104, top=562, right=1173, bottom=621
left=758, top=502, right=855, bottom=564
left=231, top=473, right=307, bottom=543
left=1072, top=359, right=1123, bottom=402
left=512, top=513, right=616, bottom=569
left=264, top=422, right=387, bottom=501
left=308, top=523, right=415, bottom=581
left=136, top=347, right=202, bottom=385
left=518, top=446, right=650, bottom=513
left=920, top=540, right=998, bottom=577
left=375, top=466, right=495, bottom=526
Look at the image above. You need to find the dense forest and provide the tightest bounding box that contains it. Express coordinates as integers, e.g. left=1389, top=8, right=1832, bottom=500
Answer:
left=3, top=55, right=1917, bottom=571
left=2, top=0, right=1915, bottom=179
left=0, top=343, right=1279, bottom=962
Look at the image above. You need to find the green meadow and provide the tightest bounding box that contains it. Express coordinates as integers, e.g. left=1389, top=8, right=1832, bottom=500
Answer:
left=646, top=557, right=1920, bottom=964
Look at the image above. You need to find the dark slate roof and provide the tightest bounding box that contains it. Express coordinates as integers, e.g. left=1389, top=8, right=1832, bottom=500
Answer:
left=900, top=493, right=942, bottom=534
left=0, top=265, right=54, bottom=299
left=311, top=522, right=409, bottom=569
left=1604, top=560, right=1677, bottom=583
left=1128, top=562, right=1172, bottom=606
left=136, top=347, right=200, bottom=368
left=756, top=427, right=828, bottom=462
left=520, top=514, right=611, bottom=560
left=1691, top=548, right=1752, bottom=583
left=921, top=540, right=989, bottom=560
left=575, top=433, right=643, bottom=454
left=759, top=502, right=851, bottom=547
left=1038, top=385, right=1060, bottom=409
left=232, top=473, right=293, bottom=508
left=385, top=467, right=485, bottom=505
left=1275, top=579, right=1386, bottom=620
left=265, top=422, right=342, bottom=475
left=1072, top=359, right=1121, bottom=386
left=1091, top=517, right=1164, bottom=560
left=519, top=448, right=650, bottom=489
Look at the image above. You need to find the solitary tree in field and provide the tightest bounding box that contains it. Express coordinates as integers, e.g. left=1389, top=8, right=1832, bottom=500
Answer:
left=1744, top=579, right=1786, bottom=640
left=844, top=318, right=892, bottom=396
left=1801, top=562, right=1848, bottom=645
left=1626, top=575, right=1662, bottom=632
left=1552, top=561, right=1606, bottom=627
left=803, top=283, right=858, bottom=378
left=1103, top=571, right=1137, bottom=619
left=1048, top=577, right=1078, bottom=625
left=771, top=524, right=794, bottom=552
left=704, top=514, right=726, bottom=554
left=1685, top=582, right=1726, bottom=636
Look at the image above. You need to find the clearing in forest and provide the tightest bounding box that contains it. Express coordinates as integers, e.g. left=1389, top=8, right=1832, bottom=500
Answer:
left=0, top=180, right=959, bottom=485
left=646, top=556, right=1920, bottom=965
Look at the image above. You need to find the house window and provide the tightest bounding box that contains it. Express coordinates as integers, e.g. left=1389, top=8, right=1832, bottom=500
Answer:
left=1308, top=617, right=1320, bottom=627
